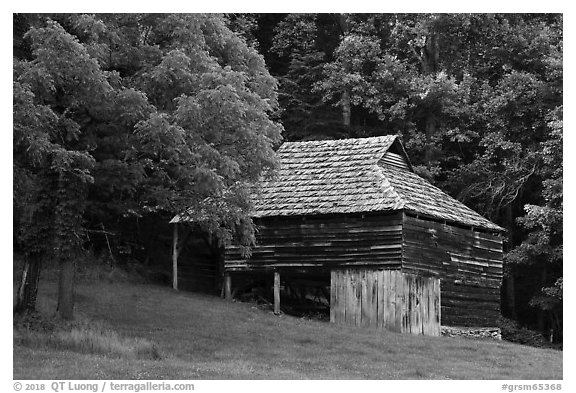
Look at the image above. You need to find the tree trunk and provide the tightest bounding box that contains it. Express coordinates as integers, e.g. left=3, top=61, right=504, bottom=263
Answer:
left=421, top=34, right=439, bottom=74
left=342, top=89, right=351, bottom=127
left=14, top=252, right=42, bottom=314
left=57, top=257, right=76, bottom=320
left=420, top=27, right=439, bottom=166
left=337, top=13, right=351, bottom=129
left=537, top=265, right=547, bottom=332
left=425, top=112, right=436, bottom=166
left=505, top=274, right=516, bottom=319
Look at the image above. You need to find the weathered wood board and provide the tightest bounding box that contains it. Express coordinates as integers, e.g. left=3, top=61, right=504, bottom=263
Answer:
left=330, top=269, right=440, bottom=336
left=402, top=214, right=503, bottom=327
left=223, top=211, right=502, bottom=329
left=225, top=212, right=404, bottom=271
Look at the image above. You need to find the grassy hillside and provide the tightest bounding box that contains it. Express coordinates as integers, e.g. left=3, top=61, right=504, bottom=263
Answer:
left=13, top=277, right=562, bottom=380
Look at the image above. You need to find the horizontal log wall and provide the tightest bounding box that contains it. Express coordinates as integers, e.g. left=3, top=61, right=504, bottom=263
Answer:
left=225, top=212, right=404, bottom=272
left=402, top=214, right=503, bottom=327
left=330, top=269, right=440, bottom=336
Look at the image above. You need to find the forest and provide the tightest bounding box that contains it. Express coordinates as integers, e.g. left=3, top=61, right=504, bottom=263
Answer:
left=13, top=14, right=562, bottom=343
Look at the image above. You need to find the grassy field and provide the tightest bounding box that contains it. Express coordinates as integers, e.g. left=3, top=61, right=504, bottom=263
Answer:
left=13, top=277, right=562, bottom=380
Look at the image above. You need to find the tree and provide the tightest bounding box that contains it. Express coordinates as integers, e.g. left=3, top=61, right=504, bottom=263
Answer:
left=13, top=14, right=283, bottom=318
left=267, top=14, right=356, bottom=140
left=14, top=14, right=562, bottom=340
left=506, top=106, right=563, bottom=341
left=14, top=20, right=108, bottom=317
left=262, top=13, right=562, bottom=339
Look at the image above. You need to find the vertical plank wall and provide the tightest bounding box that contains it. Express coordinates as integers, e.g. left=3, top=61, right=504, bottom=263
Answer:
left=330, top=269, right=440, bottom=336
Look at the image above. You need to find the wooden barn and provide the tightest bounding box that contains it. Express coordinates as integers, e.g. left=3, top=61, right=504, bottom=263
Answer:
left=171, top=136, right=505, bottom=336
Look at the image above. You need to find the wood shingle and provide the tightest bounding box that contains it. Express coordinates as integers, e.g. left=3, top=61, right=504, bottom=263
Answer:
left=251, top=136, right=503, bottom=232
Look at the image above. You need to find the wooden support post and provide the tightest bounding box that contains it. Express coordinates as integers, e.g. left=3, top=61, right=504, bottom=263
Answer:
left=172, top=223, right=179, bottom=290
left=224, top=273, right=232, bottom=300
left=274, top=271, right=281, bottom=315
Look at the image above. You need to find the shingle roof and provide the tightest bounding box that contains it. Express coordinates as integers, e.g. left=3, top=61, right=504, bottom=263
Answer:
left=251, top=136, right=504, bottom=232
left=380, top=166, right=503, bottom=231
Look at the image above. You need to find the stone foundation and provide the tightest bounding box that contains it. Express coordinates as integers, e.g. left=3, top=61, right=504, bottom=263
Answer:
left=441, top=326, right=502, bottom=340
